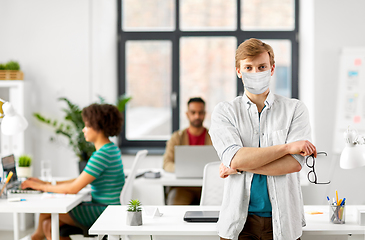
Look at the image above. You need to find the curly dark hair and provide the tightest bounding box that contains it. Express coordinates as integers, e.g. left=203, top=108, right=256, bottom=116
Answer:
left=81, top=103, right=123, bottom=137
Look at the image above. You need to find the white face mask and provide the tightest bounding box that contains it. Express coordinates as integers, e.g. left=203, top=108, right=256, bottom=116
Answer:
left=241, top=70, right=271, bottom=95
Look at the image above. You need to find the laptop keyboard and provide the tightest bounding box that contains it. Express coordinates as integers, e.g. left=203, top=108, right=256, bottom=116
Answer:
left=8, top=189, right=42, bottom=194
left=7, top=182, right=42, bottom=194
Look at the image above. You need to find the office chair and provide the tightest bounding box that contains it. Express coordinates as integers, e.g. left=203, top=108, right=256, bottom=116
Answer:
left=60, top=150, right=148, bottom=239
left=120, top=149, right=148, bottom=204
left=200, top=161, right=224, bottom=206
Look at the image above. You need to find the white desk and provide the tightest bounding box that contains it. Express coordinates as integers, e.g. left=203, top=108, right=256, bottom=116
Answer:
left=303, top=205, right=365, bottom=238
left=0, top=189, right=90, bottom=240
left=89, top=205, right=365, bottom=240
left=132, top=169, right=202, bottom=205
left=89, top=205, right=220, bottom=240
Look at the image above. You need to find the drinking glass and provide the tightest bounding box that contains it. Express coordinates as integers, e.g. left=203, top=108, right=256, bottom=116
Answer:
left=41, top=161, right=52, bottom=182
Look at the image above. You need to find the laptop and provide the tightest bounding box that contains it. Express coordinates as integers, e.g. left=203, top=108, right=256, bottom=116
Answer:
left=174, top=145, right=220, bottom=179
left=183, top=211, right=220, bottom=222
left=1, top=154, right=41, bottom=194
left=1, top=154, right=19, bottom=189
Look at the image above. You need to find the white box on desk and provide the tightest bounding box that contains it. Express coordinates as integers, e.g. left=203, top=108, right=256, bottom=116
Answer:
left=358, top=208, right=365, bottom=226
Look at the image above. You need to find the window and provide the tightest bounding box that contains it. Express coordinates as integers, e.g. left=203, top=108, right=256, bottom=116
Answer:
left=118, top=0, right=299, bottom=151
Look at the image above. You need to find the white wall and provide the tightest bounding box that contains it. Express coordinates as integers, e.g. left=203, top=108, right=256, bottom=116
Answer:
left=0, top=0, right=117, bottom=178
left=301, top=0, right=365, bottom=205
left=2, top=0, right=365, bottom=206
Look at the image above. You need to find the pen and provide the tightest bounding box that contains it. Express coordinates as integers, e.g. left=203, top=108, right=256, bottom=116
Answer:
left=7, top=198, right=26, bottom=202
left=340, top=198, right=346, bottom=206
left=336, top=190, right=339, bottom=206
left=328, top=196, right=337, bottom=221
left=326, top=196, right=332, bottom=205
left=0, top=171, right=13, bottom=197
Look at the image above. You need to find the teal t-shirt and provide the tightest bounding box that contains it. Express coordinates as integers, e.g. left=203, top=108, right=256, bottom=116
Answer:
left=248, top=174, right=272, bottom=217
left=84, top=142, right=125, bottom=205
left=248, top=108, right=272, bottom=217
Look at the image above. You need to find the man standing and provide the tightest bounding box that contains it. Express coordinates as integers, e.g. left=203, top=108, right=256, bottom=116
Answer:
left=209, top=38, right=317, bottom=240
left=163, top=97, right=212, bottom=205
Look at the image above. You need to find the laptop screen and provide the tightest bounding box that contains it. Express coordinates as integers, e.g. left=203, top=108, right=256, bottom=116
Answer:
left=174, top=146, right=220, bottom=179
left=1, top=154, right=18, bottom=184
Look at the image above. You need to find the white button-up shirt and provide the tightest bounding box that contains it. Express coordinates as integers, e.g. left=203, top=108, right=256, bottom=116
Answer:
left=209, top=92, right=311, bottom=240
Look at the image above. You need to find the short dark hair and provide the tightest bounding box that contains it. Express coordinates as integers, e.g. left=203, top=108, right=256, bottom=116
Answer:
left=187, top=97, right=205, bottom=106
left=81, top=103, right=123, bottom=137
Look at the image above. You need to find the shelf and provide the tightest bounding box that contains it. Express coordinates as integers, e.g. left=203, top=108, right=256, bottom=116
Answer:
left=0, top=80, right=23, bottom=87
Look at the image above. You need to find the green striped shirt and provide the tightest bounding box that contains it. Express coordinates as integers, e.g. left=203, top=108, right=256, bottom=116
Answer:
left=83, top=142, right=125, bottom=205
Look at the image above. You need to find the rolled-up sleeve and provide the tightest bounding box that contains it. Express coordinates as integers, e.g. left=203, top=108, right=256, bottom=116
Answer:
left=287, top=101, right=312, bottom=166
left=209, top=102, right=243, bottom=168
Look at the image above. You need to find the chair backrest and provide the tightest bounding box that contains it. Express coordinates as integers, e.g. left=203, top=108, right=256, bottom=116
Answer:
left=200, top=161, right=224, bottom=206
left=120, top=149, right=148, bottom=205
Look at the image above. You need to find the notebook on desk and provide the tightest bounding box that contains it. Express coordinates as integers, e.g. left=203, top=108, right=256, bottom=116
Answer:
left=174, top=145, right=220, bottom=179
left=1, top=154, right=41, bottom=194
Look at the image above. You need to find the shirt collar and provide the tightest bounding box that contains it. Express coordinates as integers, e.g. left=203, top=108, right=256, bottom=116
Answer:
left=242, top=91, right=275, bottom=110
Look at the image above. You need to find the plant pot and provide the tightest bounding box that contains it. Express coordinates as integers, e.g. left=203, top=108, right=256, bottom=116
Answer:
left=126, top=211, right=142, bottom=226
left=17, top=166, right=32, bottom=178
left=0, top=70, right=24, bottom=80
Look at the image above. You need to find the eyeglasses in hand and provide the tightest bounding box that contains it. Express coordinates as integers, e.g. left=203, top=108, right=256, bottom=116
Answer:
left=306, top=152, right=331, bottom=184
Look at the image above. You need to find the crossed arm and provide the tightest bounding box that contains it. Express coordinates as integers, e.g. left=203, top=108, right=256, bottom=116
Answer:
left=219, top=140, right=317, bottom=178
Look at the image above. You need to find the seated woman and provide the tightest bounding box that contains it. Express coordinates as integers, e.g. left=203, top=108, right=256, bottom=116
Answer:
left=22, top=103, right=125, bottom=240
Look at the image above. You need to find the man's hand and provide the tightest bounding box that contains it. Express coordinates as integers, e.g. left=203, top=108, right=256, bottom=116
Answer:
left=219, top=163, right=238, bottom=178
left=287, top=140, right=317, bottom=157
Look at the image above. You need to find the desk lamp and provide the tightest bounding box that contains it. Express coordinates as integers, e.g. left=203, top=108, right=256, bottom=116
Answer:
left=0, top=98, right=28, bottom=135
left=340, top=127, right=365, bottom=169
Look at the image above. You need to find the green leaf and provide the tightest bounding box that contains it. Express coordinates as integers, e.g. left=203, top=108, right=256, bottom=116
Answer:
left=117, top=95, right=132, bottom=112
left=18, top=155, right=32, bottom=167
left=127, top=199, right=142, bottom=212
left=97, top=95, right=106, bottom=103
left=5, top=60, right=20, bottom=70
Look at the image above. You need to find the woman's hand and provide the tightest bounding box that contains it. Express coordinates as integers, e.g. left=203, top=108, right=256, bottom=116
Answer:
left=26, top=177, right=48, bottom=185
left=219, top=162, right=238, bottom=178
left=21, top=179, right=45, bottom=191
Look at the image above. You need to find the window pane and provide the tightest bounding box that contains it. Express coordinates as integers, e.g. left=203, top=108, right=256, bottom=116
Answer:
left=180, top=37, right=237, bottom=129
left=126, top=41, right=172, bottom=140
left=262, top=39, right=292, bottom=97
left=122, top=0, right=175, bottom=31
left=180, top=0, right=236, bottom=31
left=241, top=0, right=295, bottom=31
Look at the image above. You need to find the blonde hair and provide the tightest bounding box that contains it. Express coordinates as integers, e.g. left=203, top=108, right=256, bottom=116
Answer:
left=235, top=38, right=275, bottom=68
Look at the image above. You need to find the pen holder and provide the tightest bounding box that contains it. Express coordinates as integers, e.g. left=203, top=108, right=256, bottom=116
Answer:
left=330, top=205, right=345, bottom=224
left=0, top=182, right=8, bottom=199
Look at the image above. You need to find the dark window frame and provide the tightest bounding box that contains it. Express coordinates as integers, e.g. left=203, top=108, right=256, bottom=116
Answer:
left=117, top=0, right=299, bottom=153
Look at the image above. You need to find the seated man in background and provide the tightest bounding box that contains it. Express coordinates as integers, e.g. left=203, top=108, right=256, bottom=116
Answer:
left=163, top=97, right=212, bottom=205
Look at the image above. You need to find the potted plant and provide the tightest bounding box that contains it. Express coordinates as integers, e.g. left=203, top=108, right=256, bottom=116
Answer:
left=33, top=95, right=131, bottom=172
left=17, top=154, right=32, bottom=178
left=126, top=199, right=143, bottom=226
left=0, top=60, right=24, bottom=80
